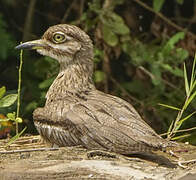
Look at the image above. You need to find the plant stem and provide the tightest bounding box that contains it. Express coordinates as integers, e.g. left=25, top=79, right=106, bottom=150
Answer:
left=161, top=126, right=196, bottom=136
left=167, top=57, right=196, bottom=139
left=167, top=90, right=190, bottom=139
left=16, top=47, right=23, bottom=134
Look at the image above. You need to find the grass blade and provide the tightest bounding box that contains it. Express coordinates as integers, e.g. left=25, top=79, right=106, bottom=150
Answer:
left=190, top=54, right=196, bottom=88
left=6, top=127, right=27, bottom=147
left=167, top=120, right=174, bottom=138
left=171, top=134, right=191, bottom=140
left=184, top=63, right=189, bottom=96
left=178, top=111, right=196, bottom=125
left=158, top=103, right=181, bottom=111
left=174, top=111, right=196, bottom=131
left=183, top=90, right=196, bottom=110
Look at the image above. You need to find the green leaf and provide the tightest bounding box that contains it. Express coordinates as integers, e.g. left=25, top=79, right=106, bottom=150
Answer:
left=94, top=70, right=105, bottom=83
left=190, top=54, right=196, bottom=89
left=177, top=111, right=196, bottom=128
left=171, top=134, right=190, bottom=140
left=162, top=32, right=185, bottom=55
left=25, top=101, right=38, bottom=112
left=0, top=86, right=6, bottom=99
left=0, top=118, right=9, bottom=122
left=108, top=13, right=129, bottom=35
left=94, top=48, right=104, bottom=63
left=39, top=77, right=55, bottom=89
left=89, top=0, right=102, bottom=14
left=158, top=103, right=181, bottom=111
left=112, top=22, right=130, bottom=35
left=161, top=64, right=183, bottom=77
left=190, top=80, right=196, bottom=93
left=176, top=48, right=188, bottom=61
left=101, top=12, right=130, bottom=35
left=150, top=63, right=162, bottom=86
left=176, top=0, right=184, bottom=5
left=184, top=63, right=189, bottom=96
left=102, top=25, right=118, bottom=46
left=15, top=117, right=23, bottom=123
left=0, top=94, right=17, bottom=108
left=7, top=112, right=16, bottom=121
left=153, top=0, right=165, bottom=12
left=183, top=90, right=196, bottom=110
left=6, top=127, right=27, bottom=147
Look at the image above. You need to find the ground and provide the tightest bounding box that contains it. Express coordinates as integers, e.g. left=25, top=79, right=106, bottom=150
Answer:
left=0, top=136, right=196, bottom=180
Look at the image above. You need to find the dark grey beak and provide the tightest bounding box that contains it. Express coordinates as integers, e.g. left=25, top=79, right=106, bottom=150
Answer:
left=15, top=39, right=46, bottom=50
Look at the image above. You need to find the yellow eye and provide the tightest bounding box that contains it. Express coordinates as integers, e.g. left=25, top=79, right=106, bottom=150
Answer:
left=52, top=32, right=66, bottom=43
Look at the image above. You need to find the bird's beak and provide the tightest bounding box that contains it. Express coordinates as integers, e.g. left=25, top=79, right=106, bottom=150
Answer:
left=15, top=39, right=46, bottom=50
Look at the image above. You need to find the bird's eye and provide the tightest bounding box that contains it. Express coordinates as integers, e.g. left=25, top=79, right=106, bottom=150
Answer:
left=52, top=32, right=66, bottom=43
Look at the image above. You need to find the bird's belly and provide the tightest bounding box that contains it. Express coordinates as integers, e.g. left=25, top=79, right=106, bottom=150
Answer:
left=34, top=121, right=81, bottom=147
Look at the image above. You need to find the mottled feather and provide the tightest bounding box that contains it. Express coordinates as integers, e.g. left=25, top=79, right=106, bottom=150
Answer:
left=20, top=24, right=175, bottom=154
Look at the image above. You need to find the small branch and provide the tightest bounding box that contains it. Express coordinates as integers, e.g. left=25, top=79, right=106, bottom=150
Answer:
left=79, top=0, right=85, bottom=18
left=132, top=0, right=196, bottom=40
left=61, top=0, right=77, bottom=23
left=110, top=77, right=143, bottom=105
left=175, top=159, right=196, bottom=168
left=138, top=66, right=179, bottom=90
left=0, top=147, right=59, bottom=154
left=23, top=0, right=37, bottom=41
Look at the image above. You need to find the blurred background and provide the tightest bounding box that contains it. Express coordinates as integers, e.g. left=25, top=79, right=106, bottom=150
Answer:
left=0, top=0, right=195, bottom=144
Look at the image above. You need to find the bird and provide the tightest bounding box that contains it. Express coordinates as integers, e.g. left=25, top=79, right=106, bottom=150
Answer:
left=15, top=24, right=175, bottom=155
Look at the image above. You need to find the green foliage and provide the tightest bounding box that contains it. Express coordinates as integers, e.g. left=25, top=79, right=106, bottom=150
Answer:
left=159, top=56, right=196, bottom=139
left=94, top=70, right=105, bottom=83
left=153, top=0, right=165, bottom=12
left=122, top=32, right=188, bottom=88
left=81, top=0, right=195, bottom=143
left=0, top=87, right=17, bottom=108
left=0, top=14, right=16, bottom=60
left=0, top=0, right=195, bottom=144
left=176, top=0, right=184, bottom=5
left=5, top=127, right=26, bottom=147
left=0, top=86, right=22, bottom=130
left=87, top=0, right=130, bottom=47
left=0, top=48, right=24, bottom=144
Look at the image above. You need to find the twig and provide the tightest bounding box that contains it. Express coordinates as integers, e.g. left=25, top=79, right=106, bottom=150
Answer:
left=61, top=0, right=77, bottom=23
left=132, top=0, right=196, bottom=40
left=79, top=0, right=85, bottom=18
left=22, top=3, right=60, bottom=22
left=110, top=77, right=143, bottom=105
left=138, top=66, right=180, bottom=90
left=178, top=159, right=196, bottom=164
left=176, top=159, right=196, bottom=168
left=0, top=147, right=59, bottom=154
left=23, top=0, right=37, bottom=41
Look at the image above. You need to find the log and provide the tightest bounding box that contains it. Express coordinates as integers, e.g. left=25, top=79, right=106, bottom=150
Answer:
left=0, top=136, right=196, bottom=180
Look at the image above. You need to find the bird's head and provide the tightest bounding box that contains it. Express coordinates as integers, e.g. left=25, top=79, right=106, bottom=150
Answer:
left=16, top=24, right=94, bottom=68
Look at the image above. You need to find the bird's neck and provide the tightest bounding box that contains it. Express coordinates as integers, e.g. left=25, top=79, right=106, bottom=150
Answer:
left=46, top=59, right=95, bottom=102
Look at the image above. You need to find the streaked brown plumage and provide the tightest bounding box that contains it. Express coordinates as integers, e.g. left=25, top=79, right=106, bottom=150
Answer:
left=16, top=24, right=175, bottom=154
